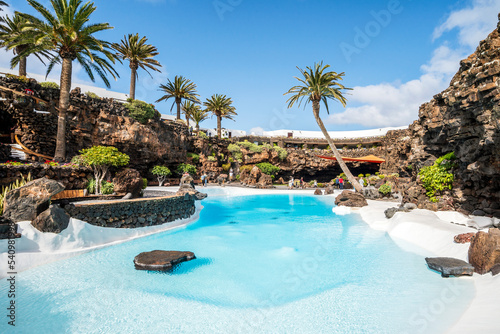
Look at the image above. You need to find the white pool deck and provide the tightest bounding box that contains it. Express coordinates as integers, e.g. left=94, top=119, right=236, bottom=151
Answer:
left=0, top=186, right=498, bottom=333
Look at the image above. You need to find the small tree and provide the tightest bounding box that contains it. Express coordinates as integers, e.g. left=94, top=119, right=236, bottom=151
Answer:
left=80, top=146, right=130, bottom=194
left=176, top=163, right=197, bottom=176
left=152, top=166, right=171, bottom=186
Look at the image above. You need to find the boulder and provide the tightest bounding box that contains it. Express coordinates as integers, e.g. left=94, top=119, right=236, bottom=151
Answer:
left=325, top=186, right=334, bottom=195
left=314, top=189, right=323, bottom=195
left=468, top=228, right=500, bottom=274
left=362, top=186, right=380, bottom=199
left=334, top=190, right=368, bottom=207
left=32, top=204, right=70, bottom=233
left=454, top=232, right=475, bottom=244
left=0, top=216, right=20, bottom=239
left=403, top=202, right=417, bottom=210
left=3, top=178, right=64, bottom=222
left=276, top=177, right=286, bottom=185
left=177, top=174, right=207, bottom=200
left=425, top=257, right=474, bottom=277
left=257, top=174, right=273, bottom=188
left=113, top=168, right=143, bottom=198
left=134, top=250, right=196, bottom=271
left=384, top=207, right=399, bottom=219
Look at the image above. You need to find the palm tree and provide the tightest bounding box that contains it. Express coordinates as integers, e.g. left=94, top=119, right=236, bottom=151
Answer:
left=191, top=108, right=209, bottom=131
left=112, top=33, right=161, bottom=101
left=284, top=62, right=362, bottom=192
left=203, top=94, right=236, bottom=138
left=156, top=75, right=200, bottom=121
left=181, top=100, right=200, bottom=129
left=0, top=13, right=52, bottom=76
left=19, top=0, right=119, bottom=161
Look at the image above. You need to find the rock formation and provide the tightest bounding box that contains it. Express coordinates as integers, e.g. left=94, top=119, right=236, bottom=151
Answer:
left=425, top=257, right=474, bottom=277
left=334, top=190, right=368, bottom=207
left=113, top=168, right=143, bottom=198
left=134, top=250, right=196, bottom=271
left=382, top=17, right=500, bottom=217
left=3, top=178, right=64, bottom=222
left=468, top=228, right=500, bottom=275
left=32, top=204, right=70, bottom=233
left=176, top=173, right=207, bottom=200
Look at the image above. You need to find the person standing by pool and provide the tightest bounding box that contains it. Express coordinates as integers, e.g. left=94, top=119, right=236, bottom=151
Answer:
left=359, top=178, right=365, bottom=188
left=313, top=180, right=318, bottom=188
left=289, top=177, right=294, bottom=189
left=201, top=173, right=206, bottom=187
left=335, top=177, right=339, bottom=189
left=339, top=177, right=344, bottom=189
left=300, top=177, right=304, bottom=189
left=229, top=168, right=234, bottom=182
left=203, top=173, right=208, bottom=187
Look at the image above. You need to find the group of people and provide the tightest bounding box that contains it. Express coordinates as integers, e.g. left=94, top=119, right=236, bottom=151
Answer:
left=333, top=176, right=345, bottom=189
left=288, top=177, right=307, bottom=189
left=200, top=168, right=234, bottom=187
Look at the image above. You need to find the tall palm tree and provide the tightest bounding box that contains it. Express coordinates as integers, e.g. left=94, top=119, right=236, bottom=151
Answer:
left=181, top=100, right=200, bottom=129
left=0, top=13, right=52, bottom=76
left=284, top=62, right=362, bottom=192
left=191, top=108, right=209, bottom=131
left=112, top=33, right=161, bottom=101
left=156, top=75, right=200, bottom=120
left=203, top=94, right=236, bottom=138
left=19, top=0, right=119, bottom=161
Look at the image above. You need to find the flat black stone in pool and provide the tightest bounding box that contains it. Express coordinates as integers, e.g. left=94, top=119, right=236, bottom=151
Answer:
left=134, top=250, right=196, bottom=271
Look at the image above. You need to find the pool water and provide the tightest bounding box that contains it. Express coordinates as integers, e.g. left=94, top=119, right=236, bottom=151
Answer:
left=1, top=193, right=474, bottom=333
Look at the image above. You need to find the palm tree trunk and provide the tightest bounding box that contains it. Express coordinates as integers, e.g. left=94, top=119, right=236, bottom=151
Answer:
left=18, top=57, right=27, bottom=77
left=176, top=98, right=181, bottom=120
left=217, top=113, right=222, bottom=137
left=312, top=100, right=362, bottom=193
left=195, top=123, right=200, bottom=131
left=129, top=66, right=136, bottom=100
left=186, top=114, right=190, bottom=128
left=54, top=57, right=72, bottom=161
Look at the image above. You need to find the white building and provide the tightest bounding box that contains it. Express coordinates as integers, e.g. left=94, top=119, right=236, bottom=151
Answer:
left=250, top=126, right=407, bottom=139
left=201, top=128, right=247, bottom=139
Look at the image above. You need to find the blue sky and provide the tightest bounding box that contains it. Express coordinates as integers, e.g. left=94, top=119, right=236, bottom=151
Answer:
left=1, top=0, right=499, bottom=133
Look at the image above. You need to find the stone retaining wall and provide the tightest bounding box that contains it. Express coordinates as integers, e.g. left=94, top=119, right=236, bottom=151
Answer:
left=0, top=164, right=92, bottom=189
left=64, top=194, right=196, bottom=228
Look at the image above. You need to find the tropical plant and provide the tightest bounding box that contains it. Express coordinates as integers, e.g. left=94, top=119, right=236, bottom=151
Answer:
left=112, top=33, right=161, bottom=101
left=0, top=173, right=32, bottom=215
left=204, top=94, right=236, bottom=138
left=274, top=146, right=288, bottom=160
left=187, top=153, right=200, bottom=164
left=181, top=100, right=201, bottom=128
left=101, top=181, right=114, bottom=195
left=198, top=131, right=208, bottom=139
left=189, top=107, right=209, bottom=131
left=256, top=162, right=280, bottom=177
left=142, top=178, right=148, bottom=189
left=378, top=183, right=392, bottom=196
left=207, top=156, right=217, bottom=162
left=152, top=165, right=171, bottom=186
left=222, top=163, right=231, bottom=172
left=176, top=163, right=197, bottom=176
left=40, top=81, right=59, bottom=89
left=156, top=75, right=200, bottom=120
left=79, top=146, right=129, bottom=194
left=124, top=99, right=156, bottom=124
left=19, top=0, right=119, bottom=161
left=284, top=61, right=362, bottom=192
left=85, top=91, right=99, bottom=99
left=418, top=152, right=456, bottom=202
left=0, top=13, right=51, bottom=76
left=86, top=178, right=96, bottom=194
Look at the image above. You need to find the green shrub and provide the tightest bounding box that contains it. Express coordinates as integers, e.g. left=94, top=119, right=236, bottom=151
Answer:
left=239, top=165, right=254, bottom=173
left=317, top=183, right=324, bottom=188
left=101, top=181, right=114, bottom=195
left=152, top=166, right=172, bottom=186
left=142, top=178, right=148, bottom=189
left=358, top=174, right=364, bottom=178
left=256, top=162, right=280, bottom=176
left=86, top=179, right=96, bottom=194
left=1, top=173, right=32, bottom=214
left=273, top=146, right=288, bottom=160
left=187, top=153, right=200, bottom=164
left=222, top=163, right=231, bottom=172
left=237, top=141, right=262, bottom=153
left=176, top=163, right=197, bottom=176
left=207, top=156, right=217, bottom=162
left=390, top=173, right=400, bottom=178
left=339, top=173, right=347, bottom=179
left=379, top=174, right=386, bottom=179
left=124, top=99, right=156, bottom=124
left=378, top=183, right=392, bottom=195
left=198, top=131, right=208, bottom=139
left=70, top=155, right=85, bottom=166
left=418, top=152, right=456, bottom=202
left=40, top=81, right=59, bottom=89
left=79, top=146, right=129, bottom=194
left=85, top=91, right=99, bottom=99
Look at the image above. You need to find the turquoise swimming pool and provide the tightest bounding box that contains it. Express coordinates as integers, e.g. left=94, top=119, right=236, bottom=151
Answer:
left=0, top=193, right=473, bottom=333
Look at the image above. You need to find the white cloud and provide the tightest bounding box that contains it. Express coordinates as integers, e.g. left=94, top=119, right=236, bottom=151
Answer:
left=433, top=0, right=500, bottom=48
left=250, top=127, right=264, bottom=135
left=327, top=0, right=500, bottom=128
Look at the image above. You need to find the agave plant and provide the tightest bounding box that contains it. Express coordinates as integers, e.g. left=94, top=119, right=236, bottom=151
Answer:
left=0, top=173, right=32, bottom=214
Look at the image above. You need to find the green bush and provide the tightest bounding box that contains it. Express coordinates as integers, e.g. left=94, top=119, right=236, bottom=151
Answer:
left=198, top=131, right=208, bottom=139
left=142, top=178, right=148, bottom=189
left=152, top=166, right=172, bottom=186
left=239, top=165, right=254, bottom=173
left=222, top=163, right=231, bottom=172
left=86, top=179, right=97, bottom=194
left=124, top=99, right=156, bottom=124
left=418, top=152, right=456, bottom=202
left=85, top=91, right=99, bottom=99
left=237, top=141, right=262, bottom=153
left=273, top=146, right=288, bottom=160
left=358, top=174, right=364, bottom=178
left=317, top=183, right=324, bottom=188
left=187, top=153, right=200, bottom=164
left=40, top=81, right=59, bottom=89
left=390, top=173, right=400, bottom=178
left=207, top=156, right=217, bottom=162
left=101, top=181, right=114, bottom=195
left=378, top=183, right=392, bottom=195
left=176, top=163, right=197, bottom=176
left=256, top=162, right=280, bottom=176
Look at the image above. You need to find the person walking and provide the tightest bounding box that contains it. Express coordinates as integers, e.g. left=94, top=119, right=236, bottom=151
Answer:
left=289, top=177, right=294, bottom=190
left=339, top=177, right=344, bottom=190
left=229, top=168, right=234, bottom=182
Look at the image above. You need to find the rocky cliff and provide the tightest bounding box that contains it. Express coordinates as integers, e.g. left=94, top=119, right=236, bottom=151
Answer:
left=382, top=16, right=500, bottom=217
